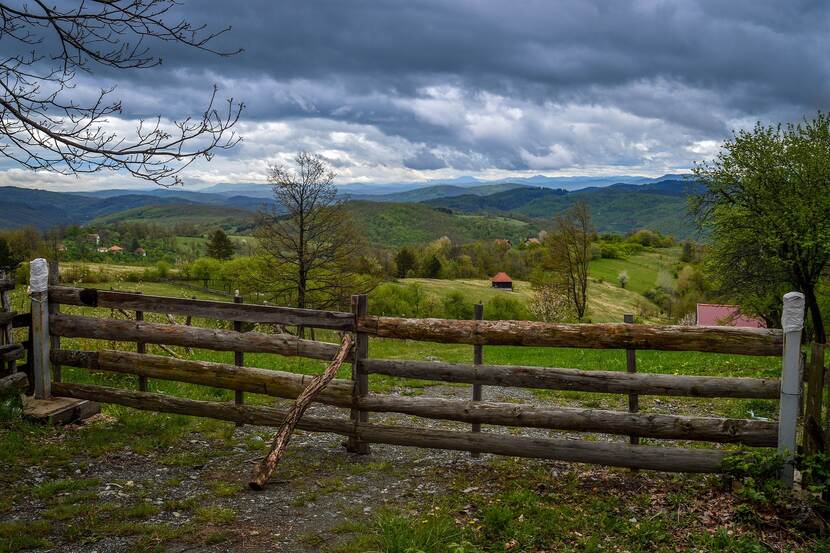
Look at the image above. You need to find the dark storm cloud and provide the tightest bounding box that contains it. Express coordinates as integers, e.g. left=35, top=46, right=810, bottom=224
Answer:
left=8, top=0, right=830, bottom=187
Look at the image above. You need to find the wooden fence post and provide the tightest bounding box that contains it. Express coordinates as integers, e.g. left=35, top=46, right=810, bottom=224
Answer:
left=29, top=259, right=51, bottom=399
left=0, top=271, right=14, bottom=376
left=779, top=292, right=805, bottom=487
left=136, top=291, right=147, bottom=392
left=347, top=294, right=370, bottom=454
left=234, top=292, right=244, bottom=426
left=471, top=302, right=483, bottom=458
left=803, top=342, right=825, bottom=456
left=624, top=314, right=639, bottom=446
left=47, top=260, right=61, bottom=383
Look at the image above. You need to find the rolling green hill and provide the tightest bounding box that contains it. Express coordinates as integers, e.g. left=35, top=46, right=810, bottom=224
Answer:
left=346, top=201, right=537, bottom=247
left=424, top=180, right=700, bottom=238
left=91, top=203, right=256, bottom=232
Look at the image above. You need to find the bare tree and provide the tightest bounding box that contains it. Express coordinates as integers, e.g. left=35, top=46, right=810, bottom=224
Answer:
left=547, top=201, right=593, bottom=320
left=0, top=1, right=242, bottom=186
left=255, top=152, right=372, bottom=314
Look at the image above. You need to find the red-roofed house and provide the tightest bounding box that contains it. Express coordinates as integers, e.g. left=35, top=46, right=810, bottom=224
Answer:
left=490, top=272, right=513, bottom=291
left=696, top=304, right=765, bottom=328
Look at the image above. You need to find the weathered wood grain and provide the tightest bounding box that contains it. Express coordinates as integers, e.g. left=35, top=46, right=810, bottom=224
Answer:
left=358, top=394, right=776, bottom=446
left=52, top=382, right=729, bottom=473
left=53, top=349, right=773, bottom=445
left=51, top=349, right=355, bottom=404
left=364, top=359, right=779, bottom=399
left=0, top=343, right=24, bottom=362
left=49, top=286, right=355, bottom=330
left=0, top=372, right=28, bottom=394
left=49, top=313, right=340, bottom=360
left=358, top=316, right=783, bottom=355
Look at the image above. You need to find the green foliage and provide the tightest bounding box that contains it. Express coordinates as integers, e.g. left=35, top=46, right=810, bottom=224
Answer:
left=394, top=247, right=417, bottom=278
left=693, top=113, right=830, bottom=341
left=800, top=453, right=830, bottom=496
left=722, top=450, right=785, bottom=505
left=424, top=255, right=442, bottom=279
left=188, top=257, right=223, bottom=282
left=205, top=229, right=235, bottom=260
left=485, top=294, right=529, bottom=320
left=441, top=290, right=473, bottom=320
left=0, top=237, right=22, bottom=272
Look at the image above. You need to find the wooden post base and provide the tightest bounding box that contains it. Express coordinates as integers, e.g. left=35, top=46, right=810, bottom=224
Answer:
left=23, top=396, right=100, bottom=425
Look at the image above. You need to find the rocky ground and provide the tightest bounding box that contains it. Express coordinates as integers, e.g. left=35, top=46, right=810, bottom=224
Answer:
left=0, top=384, right=823, bottom=552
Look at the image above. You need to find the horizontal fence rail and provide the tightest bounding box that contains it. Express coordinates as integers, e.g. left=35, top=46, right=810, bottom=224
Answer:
left=52, top=349, right=777, bottom=445
left=53, top=382, right=728, bottom=473
left=49, top=286, right=355, bottom=331
left=358, top=316, right=783, bottom=355
left=50, top=313, right=340, bottom=360
left=364, top=359, right=780, bottom=399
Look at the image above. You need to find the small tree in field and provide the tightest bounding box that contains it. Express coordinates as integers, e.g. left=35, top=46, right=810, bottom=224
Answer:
left=618, top=270, right=629, bottom=289
left=545, top=201, right=594, bottom=320
left=692, top=113, right=830, bottom=342
left=206, top=229, right=235, bottom=260
left=255, top=152, right=370, bottom=312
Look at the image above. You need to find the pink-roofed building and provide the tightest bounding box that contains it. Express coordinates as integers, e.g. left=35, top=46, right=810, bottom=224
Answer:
left=696, top=304, right=766, bottom=328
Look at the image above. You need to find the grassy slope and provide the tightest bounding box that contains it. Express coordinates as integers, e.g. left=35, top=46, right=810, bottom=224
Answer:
left=589, top=247, right=680, bottom=295
left=385, top=276, right=659, bottom=323
left=91, top=204, right=255, bottom=229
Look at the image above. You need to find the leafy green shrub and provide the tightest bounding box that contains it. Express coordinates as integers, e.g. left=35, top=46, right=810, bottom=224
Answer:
left=486, top=295, right=529, bottom=320
left=442, top=291, right=473, bottom=320
left=722, top=450, right=785, bottom=505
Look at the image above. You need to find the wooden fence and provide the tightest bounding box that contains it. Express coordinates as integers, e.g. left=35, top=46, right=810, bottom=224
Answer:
left=15, top=260, right=817, bottom=483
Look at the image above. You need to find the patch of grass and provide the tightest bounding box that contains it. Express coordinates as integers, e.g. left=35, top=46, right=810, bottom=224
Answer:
left=120, top=501, right=160, bottom=519
left=0, top=520, right=51, bottom=553
left=208, top=481, right=241, bottom=498
left=194, top=505, right=236, bottom=524
left=32, top=477, right=100, bottom=499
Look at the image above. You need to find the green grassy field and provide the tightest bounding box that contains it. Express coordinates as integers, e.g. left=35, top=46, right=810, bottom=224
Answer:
left=589, top=247, right=680, bottom=295
left=380, top=276, right=662, bottom=323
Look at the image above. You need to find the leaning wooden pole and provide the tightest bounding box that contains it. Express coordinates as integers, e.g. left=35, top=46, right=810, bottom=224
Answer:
left=249, top=334, right=353, bottom=490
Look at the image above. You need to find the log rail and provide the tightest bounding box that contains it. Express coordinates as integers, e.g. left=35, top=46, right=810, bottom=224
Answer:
left=357, top=315, right=783, bottom=355
left=53, top=349, right=778, bottom=446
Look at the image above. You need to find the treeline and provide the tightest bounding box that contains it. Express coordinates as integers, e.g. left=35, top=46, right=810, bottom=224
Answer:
left=380, top=228, right=678, bottom=282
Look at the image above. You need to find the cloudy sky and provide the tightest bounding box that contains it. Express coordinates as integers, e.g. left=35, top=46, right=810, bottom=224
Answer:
left=3, top=0, right=829, bottom=190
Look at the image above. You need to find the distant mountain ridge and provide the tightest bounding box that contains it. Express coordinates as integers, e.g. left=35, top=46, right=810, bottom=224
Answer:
left=0, top=176, right=703, bottom=240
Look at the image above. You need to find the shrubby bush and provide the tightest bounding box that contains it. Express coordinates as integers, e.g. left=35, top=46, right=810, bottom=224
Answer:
left=485, top=295, right=530, bottom=320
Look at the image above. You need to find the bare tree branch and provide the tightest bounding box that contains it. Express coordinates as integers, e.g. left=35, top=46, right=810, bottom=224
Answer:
left=0, top=0, right=243, bottom=186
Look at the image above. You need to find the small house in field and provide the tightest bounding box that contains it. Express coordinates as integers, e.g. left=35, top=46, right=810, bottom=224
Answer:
left=695, top=304, right=765, bottom=328
left=134, top=247, right=146, bottom=257
left=108, top=245, right=123, bottom=254
left=490, top=272, right=513, bottom=291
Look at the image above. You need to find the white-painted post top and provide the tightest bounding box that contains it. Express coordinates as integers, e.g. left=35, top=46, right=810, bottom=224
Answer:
left=781, top=291, right=805, bottom=332
left=29, top=258, right=49, bottom=293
